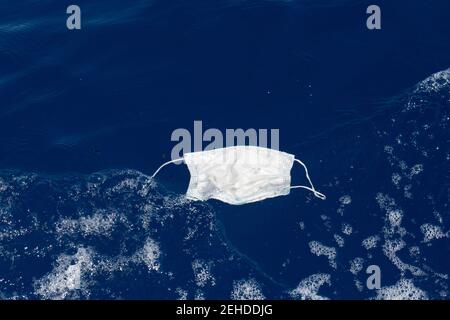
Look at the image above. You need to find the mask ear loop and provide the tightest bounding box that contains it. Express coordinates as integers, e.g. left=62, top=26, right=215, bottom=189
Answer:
left=151, top=158, right=184, bottom=179
left=290, top=159, right=326, bottom=200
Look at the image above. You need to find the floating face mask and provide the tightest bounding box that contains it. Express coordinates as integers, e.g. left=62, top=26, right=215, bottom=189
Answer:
left=151, top=146, right=326, bottom=205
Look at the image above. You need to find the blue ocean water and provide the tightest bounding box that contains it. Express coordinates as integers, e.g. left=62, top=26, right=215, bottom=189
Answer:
left=0, top=0, right=449, bottom=299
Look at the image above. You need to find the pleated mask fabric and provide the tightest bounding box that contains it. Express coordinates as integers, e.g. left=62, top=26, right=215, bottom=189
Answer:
left=151, top=146, right=326, bottom=205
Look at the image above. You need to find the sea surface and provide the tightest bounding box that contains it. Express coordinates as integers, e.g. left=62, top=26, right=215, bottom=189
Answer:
left=0, top=0, right=450, bottom=299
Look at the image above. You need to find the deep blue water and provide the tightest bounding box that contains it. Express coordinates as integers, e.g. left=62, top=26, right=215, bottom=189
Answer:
left=1, top=0, right=450, bottom=299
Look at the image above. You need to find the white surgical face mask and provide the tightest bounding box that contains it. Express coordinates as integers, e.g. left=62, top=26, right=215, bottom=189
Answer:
left=151, top=146, right=326, bottom=205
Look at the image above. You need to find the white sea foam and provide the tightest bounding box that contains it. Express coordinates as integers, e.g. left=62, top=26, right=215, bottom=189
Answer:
left=289, top=273, right=331, bottom=300
left=176, top=287, right=188, bottom=300
left=409, top=246, right=420, bottom=257
left=309, top=241, right=337, bottom=269
left=136, top=238, right=161, bottom=272
left=415, top=68, right=450, bottom=94
left=391, top=173, right=402, bottom=187
left=56, top=211, right=118, bottom=238
left=341, top=223, right=353, bottom=236
left=231, top=279, right=265, bottom=300
left=408, top=164, right=424, bottom=178
left=376, top=193, right=406, bottom=236
left=362, top=235, right=380, bottom=250
left=382, top=239, right=425, bottom=276
left=0, top=178, right=7, bottom=192
left=195, top=290, right=205, bottom=300
left=298, top=221, right=305, bottom=231
left=420, top=223, right=447, bottom=242
left=349, top=257, right=364, bottom=275
left=34, top=247, right=93, bottom=300
left=388, top=209, right=403, bottom=228
left=376, top=193, right=397, bottom=213
left=339, top=195, right=352, bottom=205
left=374, top=278, right=428, bottom=300
left=192, top=259, right=215, bottom=287
left=337, top=195, right=352, bottom=215
left=334, top=234, right=345, bottom=248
